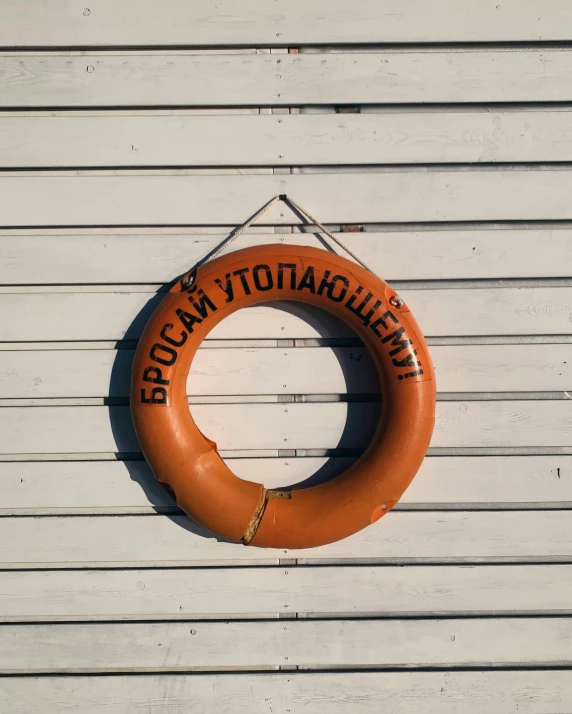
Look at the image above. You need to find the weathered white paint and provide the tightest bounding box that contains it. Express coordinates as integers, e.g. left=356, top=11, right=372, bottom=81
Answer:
left=2, top=564, right=571, bottom=621
left=1, top=0, right=571, bottom=702
left=1, top=670, right=571, bottom=714
left=1, top=457, right=569, bottom=515
left=2, top=228, right=572, bottom=283
left=7, top=170, right=572, bottom=225
left=7, top=111, right=572, bottom=167
left=7, top=51, right=572, bottom=107
left=1, top=618, right=571, bottom=672
left=0, top=511, right=570, bottom=568
left=1, top=0, right=570, bottom=46
left=0, top=344, right=570, bottom=398
left=1, top=401, right=571, bottom=454
left=2, top=287, right=571, bottom=342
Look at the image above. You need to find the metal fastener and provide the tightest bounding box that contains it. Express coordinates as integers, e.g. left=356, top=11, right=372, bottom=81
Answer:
left=182, top=273, right=195, bottom=290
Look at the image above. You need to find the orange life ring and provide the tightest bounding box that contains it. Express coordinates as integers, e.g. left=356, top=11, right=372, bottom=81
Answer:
left=131, top=245, right=436, bottom=549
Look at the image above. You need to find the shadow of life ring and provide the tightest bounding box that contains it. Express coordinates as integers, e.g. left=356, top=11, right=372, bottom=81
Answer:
left=131, top=245, right=436, bottom=549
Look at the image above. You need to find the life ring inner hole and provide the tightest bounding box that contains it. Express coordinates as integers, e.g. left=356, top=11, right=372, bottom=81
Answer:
left=189, top=300, right=382, bottom=490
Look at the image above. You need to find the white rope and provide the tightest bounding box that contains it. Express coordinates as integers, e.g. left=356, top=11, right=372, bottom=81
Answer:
left=281, top=194, right=378, bottom=276
left=197, top=194, right=378, bottom=277
left=206, top=195, right=283, bottom=264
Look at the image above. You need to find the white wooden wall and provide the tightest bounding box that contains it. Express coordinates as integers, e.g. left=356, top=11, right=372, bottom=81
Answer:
left=1, top=2, right=572, bottom=711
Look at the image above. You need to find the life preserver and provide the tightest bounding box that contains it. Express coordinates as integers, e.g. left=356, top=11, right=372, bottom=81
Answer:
left=131, top=245, right=435, bottom=549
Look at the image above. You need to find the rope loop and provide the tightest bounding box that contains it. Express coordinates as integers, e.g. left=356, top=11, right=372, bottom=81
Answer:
left=201, top=194, right=377, bottom=277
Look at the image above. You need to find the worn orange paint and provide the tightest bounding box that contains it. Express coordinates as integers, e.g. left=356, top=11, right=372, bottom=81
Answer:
left=131, top=245, right=436, bottom=548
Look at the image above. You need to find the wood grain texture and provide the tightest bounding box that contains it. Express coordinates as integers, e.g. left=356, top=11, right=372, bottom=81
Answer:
left=7, top=170, right=572, bottom=226
left=0, top=344, right=570, bottom=398
left=1, top=456, right=570, bottom=515
left=1, top=0, right=571, bottom=46
left=1, top=670, right=571, bottom=714
left=1, top=511, right=571, bottom=568
left=1, top=618, right=571, bottom=672
left=7, top=51, right=572, bottom=107
left=2, top=564, right=571, bottom=621
left=8, top=111, right=572, bottom=167
left=1, top=400, right=571, bottom=454
left=3, top=228, right=572, bottom=283
left=2, top=287, right=571, bottom=342
left=2, top=0, right=572, bottom=703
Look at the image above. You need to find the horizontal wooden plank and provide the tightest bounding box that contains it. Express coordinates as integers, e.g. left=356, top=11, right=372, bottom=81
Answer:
left=8, top=110, right=572, bottom=167
left=0, top=511, right=571, bottom=568
left=1, top=344, right=570, bottom=398
left=1, top=670, right=571, bottom=714
left=1, top=401, right=572, bottom=454
left=1, top=0, right=571, bottom=46
left=3, top=228, right=572, bottom=283
left=7, top=51, right=572, bottom=107
left=1, top=618, right=571, bottom=672
left=0, top=402, right=367, bottom=452
left=2, top=564, right=571, bottom=622
left=1, top=456, right=570, bottom=515
left=6, top=170, right=572, bottom=227
left=2, top=287, right=571, bottom=342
